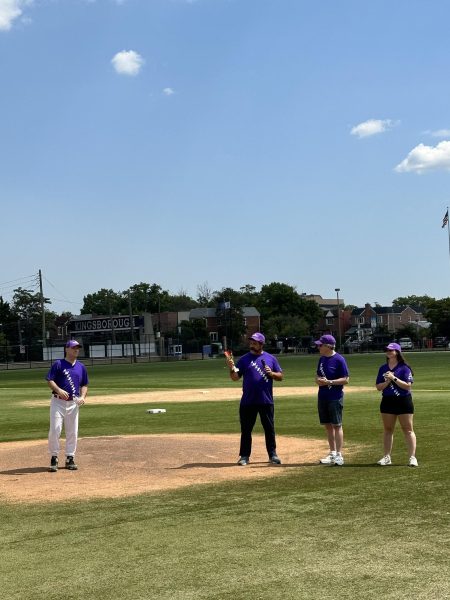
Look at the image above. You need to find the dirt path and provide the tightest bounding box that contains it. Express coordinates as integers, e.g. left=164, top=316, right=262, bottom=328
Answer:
left=6, top=386, right=371, bottom=503
left=23, top=386, right=373, bottom=407
left=0, top=434, right=327, bottom=504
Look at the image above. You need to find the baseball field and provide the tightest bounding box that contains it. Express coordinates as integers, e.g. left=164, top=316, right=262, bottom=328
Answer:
left=0, top=353, right=448, bottom=600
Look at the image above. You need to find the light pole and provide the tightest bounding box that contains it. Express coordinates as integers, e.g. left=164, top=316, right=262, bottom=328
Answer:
left=335, top=288, right=342, bottom=350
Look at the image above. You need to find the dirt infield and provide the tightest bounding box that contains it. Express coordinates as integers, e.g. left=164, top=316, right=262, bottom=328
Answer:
left=0, top=434, right=326, bottom=504
left=6, top=386, right=370, bottom=504
left=23, top=385, right=373, bottom=407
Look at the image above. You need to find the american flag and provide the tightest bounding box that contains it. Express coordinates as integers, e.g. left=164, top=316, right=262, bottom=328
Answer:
left=442, top=210, right=449, bottom=228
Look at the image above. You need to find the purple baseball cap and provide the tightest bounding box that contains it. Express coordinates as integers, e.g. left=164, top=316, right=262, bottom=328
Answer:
left=65, top=340, right=82, bottom=348
left=314, top=334, right=336, bottom=346
left=248, top=332, right=265, bottom=344
left=385, top=342, right=401, bottom=351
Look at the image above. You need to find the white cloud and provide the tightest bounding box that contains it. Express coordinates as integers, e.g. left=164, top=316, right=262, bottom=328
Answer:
left=350, top=118, right=395, bottom=138
left=0, top=0, right=24, bottom=31
left=163, top=87, right=175, bottom=96
left=395, top=140, right=450, bottom=174
left=111, top=50, right=144, bottom=76
left=428, top=129, right=450, bottom=138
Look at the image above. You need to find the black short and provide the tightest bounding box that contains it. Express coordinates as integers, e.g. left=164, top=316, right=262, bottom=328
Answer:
left=318, top=397, right=343, bottom=425
left=380, top=394, right=414, bottom=415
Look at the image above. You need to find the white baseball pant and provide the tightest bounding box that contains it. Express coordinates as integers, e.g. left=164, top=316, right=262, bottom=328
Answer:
left=48, top=397, right=80, bottom=457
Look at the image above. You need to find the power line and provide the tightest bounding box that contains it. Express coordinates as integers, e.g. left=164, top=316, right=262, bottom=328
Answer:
left=47, top=296, right=81, bottom=306
left=0, top=274, right=38, bottom=287
left=43, top=275, right=82, bottom=308
left=0, top=282, right=39, bottom=295
left=1, top=271, right=82, bottom=312
left=42, top=274, right=72, bottom=301
left=0, top=273, right=39, bottom=298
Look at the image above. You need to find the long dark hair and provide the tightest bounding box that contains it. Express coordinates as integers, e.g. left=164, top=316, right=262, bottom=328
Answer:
left=386, top=350, right=414, bottom=375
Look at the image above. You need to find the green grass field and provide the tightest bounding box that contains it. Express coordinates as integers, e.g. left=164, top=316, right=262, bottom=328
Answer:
left=0, top=353, right=449, bottom=599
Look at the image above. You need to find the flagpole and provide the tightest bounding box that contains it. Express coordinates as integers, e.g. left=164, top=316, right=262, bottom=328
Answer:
left=443, top=207, right=450, bottom=260
left=447, top=206, right=450, bottom=261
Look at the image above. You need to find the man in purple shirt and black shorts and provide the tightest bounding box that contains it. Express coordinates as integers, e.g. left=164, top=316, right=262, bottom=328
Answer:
left=46, top=340, right=89, bottom=472
left=227, top=333, right=283, bottom=466
left=314, top=334, right=349, bottom=466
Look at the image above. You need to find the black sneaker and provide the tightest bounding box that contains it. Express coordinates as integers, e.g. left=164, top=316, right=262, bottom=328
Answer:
left=65, top=456, right=78, bottom=470
left=49, top=456, right=58, bottom=472
left=237, top=456, right=249, bottom=466
left=269, top=454, right=281, bottom=464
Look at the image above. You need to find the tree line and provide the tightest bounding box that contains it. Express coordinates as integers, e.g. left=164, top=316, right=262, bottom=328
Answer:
left=1, top=285, right=449, bottom=358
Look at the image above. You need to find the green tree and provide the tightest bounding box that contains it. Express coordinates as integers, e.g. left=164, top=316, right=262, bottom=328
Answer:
left=10, top=287, right=52, bottom=345
left=178, top=319, right=209, bottom=351
left=11, top=288, right=50, bottom=320
left=196, top=282, right=214, bottom=307
left=165, top=291, right=198, bottom=311
left=81, top=288, right=125, bottom=315
left=43, top=309, right=59, bottom=340
left=81, top=283, right=175, bottom=316
left=0, top=297, right=13, bottom=342
left=51, top=311, right=74, bottom=340
left=127, top=283, right=171, bottom=313
left=298, top=297, right=323, bottom=331
left=239, top=284, right=259, bottom=307
left=344, top=304, right=357, bottom=312
left=0, top=330, right=13, bottom=362
left=215, top=304, right=246, bottom=348
left=263, top=315, right=311, bottom=340
left=392, top=295, right=435, bottom=310
left=424, top=298, right=450, bottom=337
left=212, top=287, right=246, bottom=307
left=396, top=324, right=420, bottom=342
left=256, top=282, right=322, bottom=334
left=0, top=296, right=11, bottom=321
left=257, top=282, right=303, bottom=319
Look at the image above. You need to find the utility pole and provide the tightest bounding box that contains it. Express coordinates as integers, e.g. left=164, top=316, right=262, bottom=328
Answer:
left=39, top=269, right=46, bottom=348
left=158, top=294, right=161, bottom=335
left=128, top=291, right=137, bottom=363
left=109, top=301, right=116, bottom=344
left=335, top=288, right=342, bottom=351
left=18, top=320, right=23, bottom=346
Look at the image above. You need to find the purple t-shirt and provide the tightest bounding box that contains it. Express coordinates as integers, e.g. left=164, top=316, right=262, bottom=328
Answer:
left=376, top=363, right=413, bottom=397
left=317, top=353, right=349, bottom=401
left=46, top=359, right=89, bottom=399
left=235, top=351, right=282, bottom=406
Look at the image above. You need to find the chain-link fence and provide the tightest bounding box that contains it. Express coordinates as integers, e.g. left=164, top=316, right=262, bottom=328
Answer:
left=0, top=340, right=215, bottom=370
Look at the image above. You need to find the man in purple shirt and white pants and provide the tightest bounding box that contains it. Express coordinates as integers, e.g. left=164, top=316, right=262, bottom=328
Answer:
left=314, top=334, right=349, bottom=466
left=227, top=333, right=283, bottom=466
left=46, top=340, right=89, bottom=472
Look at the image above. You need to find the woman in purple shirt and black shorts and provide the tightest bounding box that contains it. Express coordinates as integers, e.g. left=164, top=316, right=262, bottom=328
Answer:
left=375, top=342, right=418, bottom=467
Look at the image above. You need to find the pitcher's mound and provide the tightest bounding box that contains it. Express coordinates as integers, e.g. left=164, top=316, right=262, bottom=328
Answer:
left=0, top=434, right=325, bottom=504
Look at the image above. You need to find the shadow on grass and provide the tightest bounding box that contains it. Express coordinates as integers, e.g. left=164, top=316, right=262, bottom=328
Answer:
left=342, top=463, right=412, bottom=468
left=171, top=461, right=321, bottom=470
left=170, top=461, right=414, bottom=470
left=0, top=466, right=50, bottom=475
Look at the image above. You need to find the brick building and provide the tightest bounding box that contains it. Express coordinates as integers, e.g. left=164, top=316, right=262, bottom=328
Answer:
left=347, top=303, right=424, bottom=341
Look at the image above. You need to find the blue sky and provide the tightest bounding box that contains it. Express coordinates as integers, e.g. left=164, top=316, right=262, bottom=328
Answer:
left=2, top=0, right=450, bottom=314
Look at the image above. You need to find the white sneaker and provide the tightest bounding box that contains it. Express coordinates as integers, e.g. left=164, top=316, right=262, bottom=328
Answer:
left=377, top=455, right=392, bottom=466
left=409, top=456, right=418, bottom=467
left=334, top=454, right=344, bottom=466
left=319, top=453, right=336, bottom=464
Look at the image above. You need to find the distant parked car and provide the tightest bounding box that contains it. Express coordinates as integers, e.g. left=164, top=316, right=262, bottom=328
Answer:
left=434, top=336, right=448, bottom=348
left=399, top=337, right=414, bottom=350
